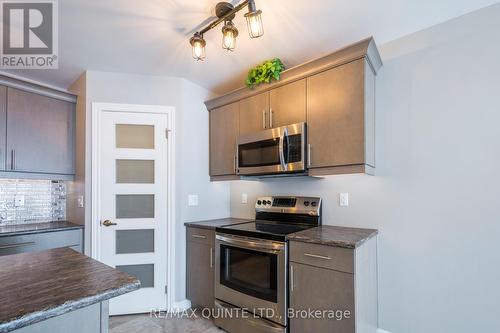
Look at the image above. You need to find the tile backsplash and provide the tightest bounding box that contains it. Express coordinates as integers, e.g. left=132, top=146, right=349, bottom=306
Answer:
left=0, top=179, right=66, bottom=224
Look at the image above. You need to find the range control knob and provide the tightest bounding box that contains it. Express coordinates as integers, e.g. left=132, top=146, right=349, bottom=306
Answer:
left=262, top=201, right=267, bottom=205
left=311, top=202, right=317, bottom=207
left=267, top=200, right=272, bottom=205
left=304, top=201, right=310, bottom=206
left=257, top=200, right=262, bottom=205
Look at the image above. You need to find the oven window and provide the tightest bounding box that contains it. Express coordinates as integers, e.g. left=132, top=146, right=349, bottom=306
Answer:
left=220, top=245, right=278, bottom=302
left=238, top=138, right=280, bottom=168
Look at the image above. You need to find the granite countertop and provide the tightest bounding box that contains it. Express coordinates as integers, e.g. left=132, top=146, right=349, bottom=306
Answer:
left=0, top=248, right=140, bottom=333
left=184, top=217, right=252, bottom=230
left=0, top=221, right=83, bottom=237
left=288, top=225, right=378, bottom=249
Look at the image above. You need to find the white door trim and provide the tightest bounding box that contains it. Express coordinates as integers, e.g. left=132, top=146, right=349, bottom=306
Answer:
left=91, top=102, right=176, bottom=311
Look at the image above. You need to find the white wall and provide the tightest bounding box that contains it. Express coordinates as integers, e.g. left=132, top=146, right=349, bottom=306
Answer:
left=69, top=71, right=230, bottom=303
left=229, top=5, right=500, bottom=333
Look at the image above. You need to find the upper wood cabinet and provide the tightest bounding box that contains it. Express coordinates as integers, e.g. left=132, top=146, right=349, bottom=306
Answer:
left=205, top=38, right=382, bottom=179
left=6, top=88, right=75, bottom=176
left=0, top=86, right=6, bottom=171
left=239, top=92, right=269, bottom=135
left=210, top=102, right=239, bottom=177
left=269, top=79, right=306, bottom=128
left=307, top=58, right=374, bottom=174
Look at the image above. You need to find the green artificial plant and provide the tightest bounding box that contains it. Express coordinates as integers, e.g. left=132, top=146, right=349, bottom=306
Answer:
left=245, top=58, right=285, bottom=88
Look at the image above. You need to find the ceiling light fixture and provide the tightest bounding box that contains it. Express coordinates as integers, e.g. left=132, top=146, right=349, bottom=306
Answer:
left=190, top=0, right=263, bottom=60
left=190, top=32, right=206, bottom=61
left=222, top=21, right=238, bottom=51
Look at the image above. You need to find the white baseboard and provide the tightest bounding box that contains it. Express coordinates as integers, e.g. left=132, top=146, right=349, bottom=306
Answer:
left=171, top=299, right=191, bottom=311
left=378, top=329, right=392, bottom=333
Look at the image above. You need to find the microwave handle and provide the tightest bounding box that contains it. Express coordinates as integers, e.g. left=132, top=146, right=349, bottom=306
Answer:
left=278, top=128, right=287, bottom=171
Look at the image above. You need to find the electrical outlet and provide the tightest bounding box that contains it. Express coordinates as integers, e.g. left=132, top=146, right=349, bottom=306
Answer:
left=77, top=196, right=84, bottom=208
left=188, top=195, right=199, bottom=207
left=339, top=193, right=349, bottom=207
left=241, top=193, right=248, bottom=204
left=14, top=195, right=25, bottom=207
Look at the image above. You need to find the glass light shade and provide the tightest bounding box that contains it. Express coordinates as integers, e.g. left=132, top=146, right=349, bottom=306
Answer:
left=245, top=10, right=264, bottom=38
left=222, top=22, right=238, bottom=51
left=190, top=34, right=206, bottom=61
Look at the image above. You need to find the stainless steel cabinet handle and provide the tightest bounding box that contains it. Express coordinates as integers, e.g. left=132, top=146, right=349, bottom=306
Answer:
left=307, top=144, right=311, bottom=168
left=10, top=150, right=15, bottom=170
left=304, top=253, right=332, bottom=260
left=262, top=110, right=267, bottom=129
left=233, top=154, right=236, bottom=173
left=269, top=108, right=273, bottom=128
left=0, top=241, right=35, bottom=250
left=191, top=234, right=206, bottom=239
left=210, top=247, right=213, bottom=268
left=290, top=264, right=295, bottom=292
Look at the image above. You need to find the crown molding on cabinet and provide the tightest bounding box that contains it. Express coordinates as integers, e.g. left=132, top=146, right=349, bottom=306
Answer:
left=205, top=37, right=382, bottom=111
left=0, top=74, right=76, bottom=103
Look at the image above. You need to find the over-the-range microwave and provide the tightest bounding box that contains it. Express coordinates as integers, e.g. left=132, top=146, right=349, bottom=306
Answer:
left=236, top=122, right=306, bottom=176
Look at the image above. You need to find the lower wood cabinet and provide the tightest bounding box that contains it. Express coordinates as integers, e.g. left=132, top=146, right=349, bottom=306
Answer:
left=0, top=229, right=83, bottom=256
left=186, top=227, right=215, bottom=308
left=289, top=238, right=378, bottom=333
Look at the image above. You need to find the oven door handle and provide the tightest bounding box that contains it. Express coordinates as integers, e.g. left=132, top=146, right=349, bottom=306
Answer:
left=216, top=234, right=284, bottom=253
left=278, top=128, right=288, bottom=171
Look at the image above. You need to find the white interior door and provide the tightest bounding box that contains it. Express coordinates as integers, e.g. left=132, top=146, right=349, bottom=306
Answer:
left=97, top=107, right=170, bottom=315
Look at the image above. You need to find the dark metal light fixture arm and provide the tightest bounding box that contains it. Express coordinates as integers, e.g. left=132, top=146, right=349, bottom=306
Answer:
left=199, top=0, right=251, bottom=35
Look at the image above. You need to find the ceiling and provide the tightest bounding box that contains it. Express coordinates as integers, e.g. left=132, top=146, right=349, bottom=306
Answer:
left=5, top=0, right=499, bottom=95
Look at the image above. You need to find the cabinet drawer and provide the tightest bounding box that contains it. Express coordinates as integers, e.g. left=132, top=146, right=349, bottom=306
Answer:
left=290, top=241, right=354, bottom=274
left=187, top=227, right=214, bottom=245
left=0, top=229, right=83, bottom=256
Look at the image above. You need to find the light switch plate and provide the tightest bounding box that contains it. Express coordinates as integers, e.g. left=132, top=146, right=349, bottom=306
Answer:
left=14, top=195, right=25, bottom=207
left=188, top=195, right=199, bottom=206
left=241, top=193, right=248, bottom=204
left=339, top=193, right=349, bottom=207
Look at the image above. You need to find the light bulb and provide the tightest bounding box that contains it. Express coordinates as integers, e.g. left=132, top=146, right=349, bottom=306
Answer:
left=245, top=10, right=263, bottom=38
left=221, top=21, right=238, bottom=51
left=190, top=33, right=206, bottom=61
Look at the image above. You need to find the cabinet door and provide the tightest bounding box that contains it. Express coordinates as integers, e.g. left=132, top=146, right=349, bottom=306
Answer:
left=6, top=88, right=75, bottom=175
left=186, top=239, right=214, bottom=308
left=210, top=102, right=239, bottom=176
left=239, top=92, right=269, bottom=135
left=269, top=79, right=306, bottom=128
left=307, top=59, right=365, bottom=168
left=290, top=262, right=355, bottom=333
left=0, top=86, right=6, bottom=171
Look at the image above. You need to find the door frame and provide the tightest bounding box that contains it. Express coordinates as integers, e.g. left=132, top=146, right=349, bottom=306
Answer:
left=91, top=102, right=176, bottom=311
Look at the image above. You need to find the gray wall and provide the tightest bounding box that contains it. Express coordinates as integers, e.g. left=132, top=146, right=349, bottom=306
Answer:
left=230, top=5, right=500, bottom=333
left=69, top=71, right=230, bottom=303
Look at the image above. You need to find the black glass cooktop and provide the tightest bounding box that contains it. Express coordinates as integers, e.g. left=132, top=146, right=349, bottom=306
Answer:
left=216, top=220, right=315, bottom=242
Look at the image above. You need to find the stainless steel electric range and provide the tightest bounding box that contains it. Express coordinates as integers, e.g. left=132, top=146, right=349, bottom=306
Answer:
left=214, top=196, right=322, bottom=333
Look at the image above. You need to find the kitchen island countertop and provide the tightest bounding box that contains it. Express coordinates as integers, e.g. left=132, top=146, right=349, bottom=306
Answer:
left=0, top=247, right=139, bottom=333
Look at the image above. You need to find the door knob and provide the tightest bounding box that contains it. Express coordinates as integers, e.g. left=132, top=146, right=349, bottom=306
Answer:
left=101, top=220, right=117, bottom=227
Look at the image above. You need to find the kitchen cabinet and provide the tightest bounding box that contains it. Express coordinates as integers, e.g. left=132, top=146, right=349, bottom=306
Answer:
left=269, top=79, right=306, bottom=128
left=289, top=238, right=378, bottom=333
left=239, top=91, right=269, bottom=135
left=0, top=86, right=6, bottom=171
left=205, top=38, right=382, bottom=179
left=186, top=227, right=215, bottom=308
left=6, top=88, right=75, bottom=176
left=306, top=58, right=375, bottom=174
left=0, top=229, right=83, bottom=256
left=210, top=102, right=239, bottom=177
